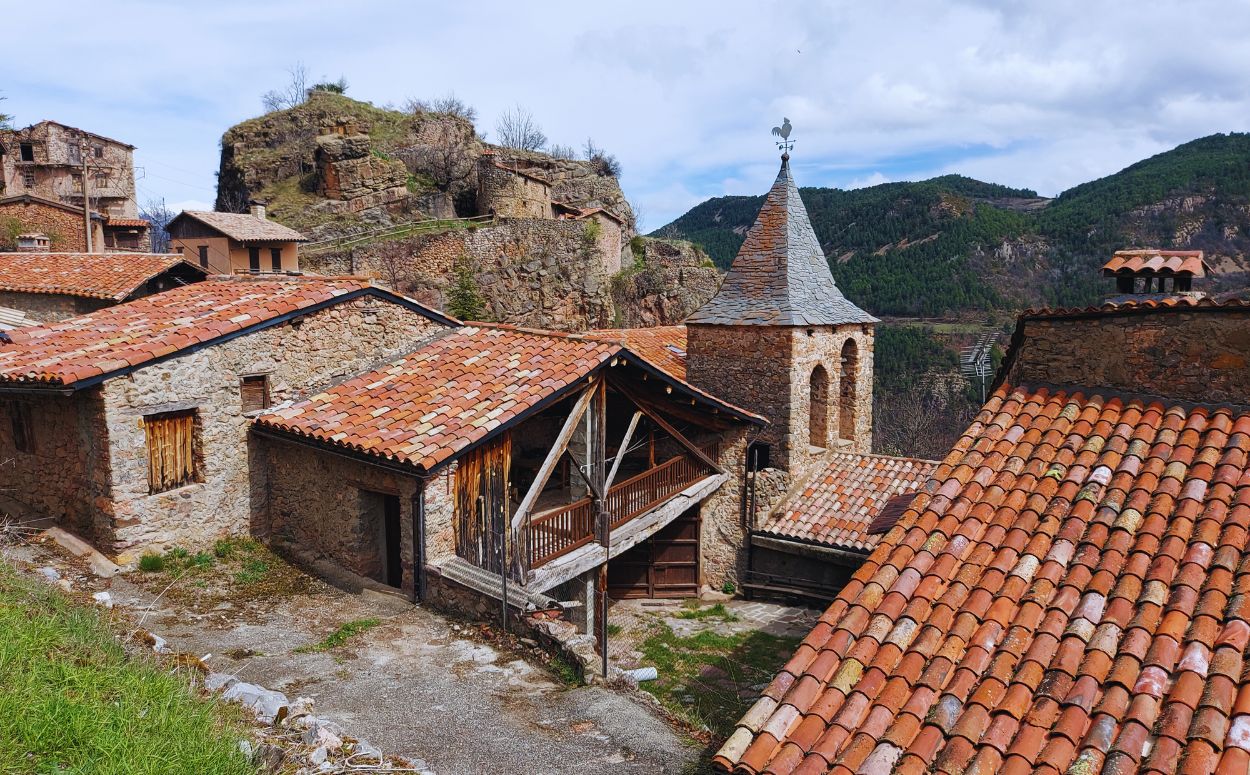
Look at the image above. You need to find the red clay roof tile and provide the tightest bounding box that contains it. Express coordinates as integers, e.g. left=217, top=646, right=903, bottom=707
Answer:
left=0, top=251, right=203, bottom=301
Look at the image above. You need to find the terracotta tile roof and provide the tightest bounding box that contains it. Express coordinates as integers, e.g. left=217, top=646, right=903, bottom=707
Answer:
left=1103, top=249, right=1210, bottom=277
left=0, top=251, right=204, bottom=301
left=0, top=276, right=444, bottom=387
left=715, top=382, right=1250, bottom=775
left=1021, top=295, right=1250, bottom=318
left=686, top=156, right=876, bottom=327
left=104, top=217, right=150, bottom=228
left=255, top=326, right=619, bottom=472
left=171, top=211, right=308, bottom=243
left=758, top=453, right=938, bottom=552
left=586, top=325, right=687, bottom=379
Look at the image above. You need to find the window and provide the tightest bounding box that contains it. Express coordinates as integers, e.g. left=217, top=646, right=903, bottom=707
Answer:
left=746, top=442, right=770, bottom=472
left=809, top=364, right=830, bottom=448
left=21, top=171, right=35, bottom=188
left=144, top=411, right=196, bottom=493
left=197, top=245, right=209, bottom=268
left=839, top=339, right=859, bottom=441
left=71, top=174, right=83, bottom=192
left=19, top=143, right=34, bottom=162
left=248, top=247, right=260, bottom=272
left=68, top=143, right=81, bottom=164
left=270, top=247, right=282, bottom=272
left=240, top=375, right=270, bottom=413
left=93, top=145, right=104, bottom=158
left=8, top=402, right=34, bottom=454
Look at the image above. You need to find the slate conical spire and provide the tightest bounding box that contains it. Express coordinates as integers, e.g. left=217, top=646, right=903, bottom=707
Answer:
left=686, top=154, right=877, bottom=326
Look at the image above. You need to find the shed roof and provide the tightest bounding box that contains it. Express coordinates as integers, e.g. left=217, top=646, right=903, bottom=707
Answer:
left=0, top=251, right=203, bottom=301
left=0, top=276, right=453, bottom=387
left=1103, top=249, right=1211, bottom=277
left=758, top=453, right=937, bottom=552
left=254, top=323, right=759, bottom=474
left=170, top=211, right=308, bottom=243
left=585, top=325, right=688, bottom=380
left=686, top=156, right=876, bottom=327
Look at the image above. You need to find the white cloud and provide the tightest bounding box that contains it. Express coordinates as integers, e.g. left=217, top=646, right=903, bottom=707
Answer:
left=846, top=173, right=891, bottom=190
left=6, top=1, right=1250, bottom=225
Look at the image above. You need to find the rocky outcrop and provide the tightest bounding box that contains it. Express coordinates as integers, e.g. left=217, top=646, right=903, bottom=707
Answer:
left=610, top=238, right=720, bottom=328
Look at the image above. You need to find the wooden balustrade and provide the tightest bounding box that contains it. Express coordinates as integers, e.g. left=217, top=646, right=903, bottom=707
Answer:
left=525, top=442, right=719, bottom=570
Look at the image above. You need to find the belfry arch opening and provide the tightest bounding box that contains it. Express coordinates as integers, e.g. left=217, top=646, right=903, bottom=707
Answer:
left=839, top=339, right=858, bottom=441
left=809, top=364, right=829, bottom=447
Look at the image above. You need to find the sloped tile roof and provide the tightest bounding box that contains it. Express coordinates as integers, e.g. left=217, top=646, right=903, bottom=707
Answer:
left=173, top=211, right=308, bottom=243
left=586, top=325, right=687, bottom=379
left=1103, top=249, right=1209, bottom=277
left=255, top=326, right=620, bottom=472
left=0, top=251, right=202, bottom=301
left=686, top=156, right=876, bottom=327
left=104, top=217, right=151, bottom=229
left=758, top=453, right=937, bottom=552
left=715, top=383, right=1250, bottom=775
left=0, top=277, right=434, bottom=386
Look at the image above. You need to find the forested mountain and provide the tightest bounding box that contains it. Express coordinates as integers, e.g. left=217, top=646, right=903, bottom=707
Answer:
left=655, top=133, right=1250, bottom=317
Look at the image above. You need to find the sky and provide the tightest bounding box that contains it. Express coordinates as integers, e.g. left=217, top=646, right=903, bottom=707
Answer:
left=6, top=1, right=1250, bottom=230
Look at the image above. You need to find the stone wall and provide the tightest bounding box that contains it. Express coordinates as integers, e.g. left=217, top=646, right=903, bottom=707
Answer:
left=0, top=390, right=110, bottom=541
left=1006, top=306, right=1250, bottom=405
left=486, top=149, right=634, bottom=236
left=0, top=198, right=99, bottom=251
left=0, top=291, right=105, bottom=324
left=312, top=218, right=621, bottom=330
left=261, top=437, right=420, bottom=597
left=0, top=121, right=138, bottom=218
left=93, top=296, right=446, bottom=558
left=477, top=159, right=552, bottom=219
left=696, top=427, right=751, bottom=589
left=423, top=468, right=457, bottom=565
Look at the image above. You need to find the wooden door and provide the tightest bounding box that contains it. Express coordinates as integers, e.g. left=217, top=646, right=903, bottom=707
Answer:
left=607, top=506, right=700, bottom=599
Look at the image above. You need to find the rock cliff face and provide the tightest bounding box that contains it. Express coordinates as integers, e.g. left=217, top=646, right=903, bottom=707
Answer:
left=610, top=239, right=721, bottom=328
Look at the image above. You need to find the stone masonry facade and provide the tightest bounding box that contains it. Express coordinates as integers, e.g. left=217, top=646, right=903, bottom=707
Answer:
left=0, top=121, right=138, bottom=218
left=0, top=197, right=98, bottom=251
left=0, top=297, right=449, bottom=560
left=1006, top=306, right=1250, bottom=405
left=0, top=291, right=106, bottom=324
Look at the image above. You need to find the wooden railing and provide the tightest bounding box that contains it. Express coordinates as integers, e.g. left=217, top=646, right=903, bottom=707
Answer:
left=525, top=443, right=719, bottom=570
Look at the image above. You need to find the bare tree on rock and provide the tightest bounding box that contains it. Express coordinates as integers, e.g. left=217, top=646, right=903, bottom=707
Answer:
left=495, top=105, right=547, bottom=151
left=261, top=63, right=310, bottom=113
left=405, top=92, right=478, bottom=124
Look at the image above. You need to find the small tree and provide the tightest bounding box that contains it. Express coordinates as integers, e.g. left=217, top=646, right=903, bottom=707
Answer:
left=0, top=94, right=11, bottom=130
left=261, top=62, right=310, bottom=113
left=495, top=105, right=547, bottom=152
left=405, top=92, right=477, bottom=123
left=446, top=257, right=487, bottom=320
left=139, top=197, right=175, bottom=253
left=547, top=144, right=577, bottom=160
left=583, top=138, right=622, bottom=178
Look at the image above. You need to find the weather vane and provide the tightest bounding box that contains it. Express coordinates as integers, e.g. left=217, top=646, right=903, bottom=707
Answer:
left=772, top=117, right=794, bottom=154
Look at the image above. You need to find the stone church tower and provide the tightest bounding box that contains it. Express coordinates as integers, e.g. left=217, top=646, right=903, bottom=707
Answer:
left=685, top=153, right=877, bottom=474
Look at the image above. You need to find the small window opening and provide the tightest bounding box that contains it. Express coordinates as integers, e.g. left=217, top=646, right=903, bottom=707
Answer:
left=746, top=442, right=771, bottom=472
left=270, top=247, right=282, bottom=272
left=839, top=339, right=859, bottom=441
left=19, top=143, right=34, bottom=162
left=8, top=402, right=34, bottom=454
left=248, top=246, right=260, bottom=272
left=809, top=364, right=830, bottom=448
left=240, top=375, right=270, bottom=413
left=21, top=171, right=35, bottom=188
left=144, top=410, right=197, bottom=493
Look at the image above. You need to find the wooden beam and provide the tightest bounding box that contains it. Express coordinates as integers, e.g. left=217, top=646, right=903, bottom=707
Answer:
left=509, top=380, right=597, bottom=534
left=612, top=379, right=724, bottom=474
left=604, top=411, right=642, bottom=491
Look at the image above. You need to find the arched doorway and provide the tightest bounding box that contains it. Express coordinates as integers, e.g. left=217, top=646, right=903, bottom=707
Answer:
left=839, top=340, right=858, bottom=441
left=809, top=365, right=829, bottom=447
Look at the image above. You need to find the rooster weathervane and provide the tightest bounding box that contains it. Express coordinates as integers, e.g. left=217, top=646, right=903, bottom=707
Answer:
left=772, top=117, right=794, bottom=154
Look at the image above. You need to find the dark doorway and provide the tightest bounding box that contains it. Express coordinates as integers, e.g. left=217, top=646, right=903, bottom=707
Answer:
left=362, top=490, right=403, bottom=589
left=248, top=247, right=261, bottom=272
left=608, top=506, right=700, bottom=598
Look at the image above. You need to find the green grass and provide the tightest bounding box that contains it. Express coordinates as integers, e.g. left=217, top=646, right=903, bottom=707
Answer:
left=546, top=653, right=583, bottom=686
left=294, top=618, right=381, bottom=653
left=673, top=602, right=739, bottom=622
left=637, top=623, right=800, bottom=739
left=233, top=558, right=270, bottom=585
left=0, top=561, right=255, bottom=775
left=606, top=623, right=623, bottom=637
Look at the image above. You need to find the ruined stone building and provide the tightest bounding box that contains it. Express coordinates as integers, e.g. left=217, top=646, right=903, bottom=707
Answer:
left=167, top=203, right=307, bottom=274
left=717, top=295, right=1250, bottom=775
left=0, top=121, right=150, bottom=251
left=0, top=249, right=205, bottom=327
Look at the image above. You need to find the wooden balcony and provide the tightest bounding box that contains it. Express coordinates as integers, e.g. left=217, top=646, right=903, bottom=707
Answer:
left=525, top=443, right=719, bottom=570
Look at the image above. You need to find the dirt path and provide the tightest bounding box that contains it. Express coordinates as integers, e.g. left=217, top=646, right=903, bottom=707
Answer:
left=4, top=539, right=697, bottom=775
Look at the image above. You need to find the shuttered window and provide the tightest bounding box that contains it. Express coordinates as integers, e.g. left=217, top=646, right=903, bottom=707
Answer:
left=240, top=375, right=270, bottom=413
left=144, top=411, right=196, bottom=493
left=8, top=402, right=34, bottom=454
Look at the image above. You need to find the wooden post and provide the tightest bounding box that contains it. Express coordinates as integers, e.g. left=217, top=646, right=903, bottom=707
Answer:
left=605, top=411, right=642, bottom=492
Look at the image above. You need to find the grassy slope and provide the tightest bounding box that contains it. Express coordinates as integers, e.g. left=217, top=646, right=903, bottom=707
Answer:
left=0, top=561, right=254, bottom=775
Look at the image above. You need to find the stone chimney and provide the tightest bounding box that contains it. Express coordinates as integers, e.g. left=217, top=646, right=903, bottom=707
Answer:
left=15, top=233, right=51, bottom=252
left=249, top=200, right=267, bottom=221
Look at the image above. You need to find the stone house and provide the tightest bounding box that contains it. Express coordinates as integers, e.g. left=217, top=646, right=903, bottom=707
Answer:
left=0, top=194, right=107, bottom=252
left=0, top=121, right=139, bottom=220
left=167, top=203, right=307, bottom=274
left=0, top=276, right=455, bottom=560
left=0, top=250, right=206, bottom=325
left=477, top=153, right=554, bottom=219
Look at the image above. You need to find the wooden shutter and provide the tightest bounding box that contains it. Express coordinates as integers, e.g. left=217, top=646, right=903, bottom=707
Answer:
left=144, top=412, right=195, bottom=493
left=240, top=375, right=269, bottom=413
